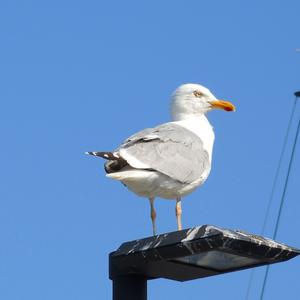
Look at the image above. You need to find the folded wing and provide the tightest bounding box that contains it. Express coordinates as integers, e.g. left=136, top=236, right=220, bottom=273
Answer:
left=117, top=123, right=210, bottom=184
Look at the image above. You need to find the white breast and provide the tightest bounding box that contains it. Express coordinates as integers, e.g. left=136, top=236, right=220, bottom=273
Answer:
left=173, top=115, right=215, bottom=163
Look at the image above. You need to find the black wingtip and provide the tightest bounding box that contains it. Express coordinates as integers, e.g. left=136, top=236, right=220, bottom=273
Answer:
left=85, top=151, right=117, bottom=160
left=85, top=151, right=98, bottom=156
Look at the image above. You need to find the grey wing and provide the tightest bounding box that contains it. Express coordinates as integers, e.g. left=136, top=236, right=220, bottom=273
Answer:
left=117, top=123, right=210, bottom=183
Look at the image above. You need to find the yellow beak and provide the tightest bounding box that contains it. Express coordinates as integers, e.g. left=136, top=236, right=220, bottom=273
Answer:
left=209, top=100, right=236, bottom=112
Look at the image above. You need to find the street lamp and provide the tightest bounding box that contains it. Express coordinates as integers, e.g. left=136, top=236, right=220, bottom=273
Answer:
left=109, top=225, right=300, bottom=300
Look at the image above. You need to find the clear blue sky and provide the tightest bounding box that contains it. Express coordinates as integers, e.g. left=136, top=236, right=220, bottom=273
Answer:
left=1, top=1, right=300, bottom=299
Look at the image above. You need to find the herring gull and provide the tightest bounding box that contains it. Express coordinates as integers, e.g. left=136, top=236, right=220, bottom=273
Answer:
left=86, top=84, right=235, bottom=235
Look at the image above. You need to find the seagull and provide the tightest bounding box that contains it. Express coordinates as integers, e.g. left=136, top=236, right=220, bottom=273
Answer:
left=86, top=84, right=235, bottom=235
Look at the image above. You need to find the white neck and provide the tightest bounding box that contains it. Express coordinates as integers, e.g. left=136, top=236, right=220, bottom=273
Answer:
left=173, top=115, right=215, bottom=162
left=172, top=111, right=203, bottom=121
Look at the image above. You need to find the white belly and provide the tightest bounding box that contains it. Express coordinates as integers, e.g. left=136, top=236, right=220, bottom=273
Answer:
left=107, top=168, right=210, bottom=200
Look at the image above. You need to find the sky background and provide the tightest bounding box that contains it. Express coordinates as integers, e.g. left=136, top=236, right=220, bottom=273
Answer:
left=1, top=1, right=300, bottom=299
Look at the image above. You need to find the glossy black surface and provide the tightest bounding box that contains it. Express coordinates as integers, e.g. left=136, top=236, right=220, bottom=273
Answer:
left=110, top=225, right=300, bottom=282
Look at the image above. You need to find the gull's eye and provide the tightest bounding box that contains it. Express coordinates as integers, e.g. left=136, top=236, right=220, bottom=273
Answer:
left=193, top=90, right=204, bottom=98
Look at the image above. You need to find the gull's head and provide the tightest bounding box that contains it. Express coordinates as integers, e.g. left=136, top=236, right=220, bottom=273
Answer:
left=171, top=83, right=235, bottom=121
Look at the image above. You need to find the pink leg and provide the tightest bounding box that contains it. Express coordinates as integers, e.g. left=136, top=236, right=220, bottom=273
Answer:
left=175, top=197, right=182, bottom=231
left=149, top=197, right=157, bottom=235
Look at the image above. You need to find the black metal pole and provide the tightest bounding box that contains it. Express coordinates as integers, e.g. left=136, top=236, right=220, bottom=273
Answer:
left=113, top=276, right=147, bottom=300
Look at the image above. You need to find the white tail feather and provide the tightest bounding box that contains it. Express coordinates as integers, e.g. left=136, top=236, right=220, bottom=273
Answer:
left=106, top=170, right=155, bottom=181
